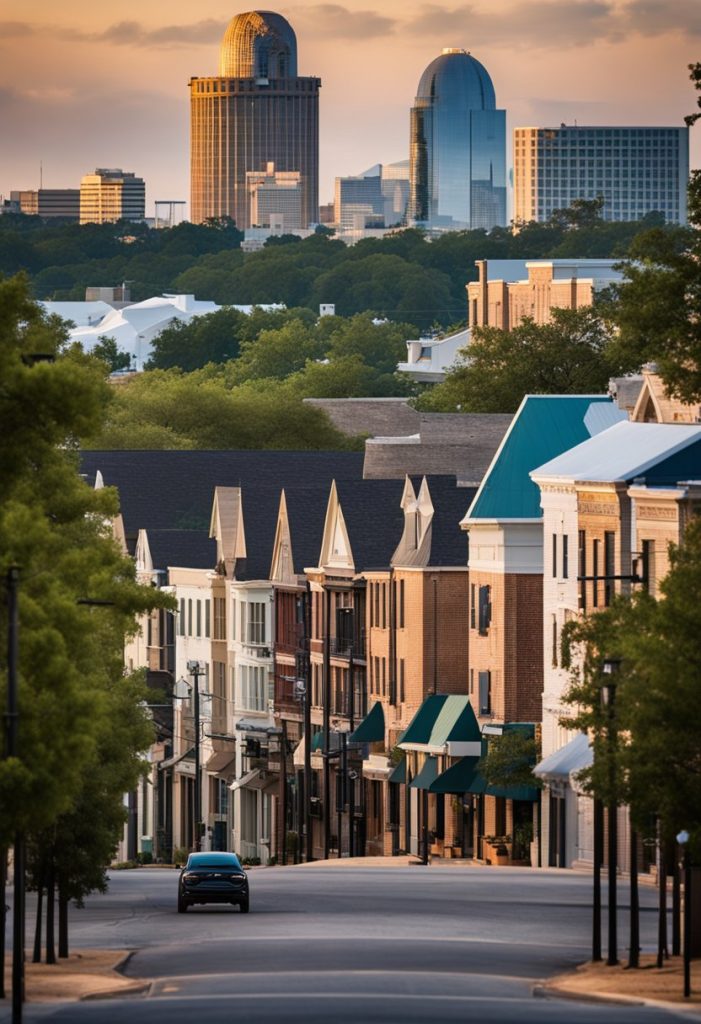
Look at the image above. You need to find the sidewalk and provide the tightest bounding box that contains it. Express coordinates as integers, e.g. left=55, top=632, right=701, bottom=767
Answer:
left=1, top=949, right=148, bottom=1004
left=543, top=955, right=701, bottom=1013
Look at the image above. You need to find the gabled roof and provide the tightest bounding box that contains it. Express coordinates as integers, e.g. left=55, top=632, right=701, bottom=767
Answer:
left=80, top=451, right=364, bottom=575
left=463, top=396, right=625, bottom=522
left=319, top=477, right=408, bottom=571
left=531, top=421, right=701, bottom=485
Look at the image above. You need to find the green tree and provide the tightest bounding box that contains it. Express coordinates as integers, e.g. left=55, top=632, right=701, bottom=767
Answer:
left=0, top=274, right=170, bottom=969
left=610, top=63, right=701, bottom=403
left=478, top=731, right=542, bottom=791
left=416, top=306, right=631, bottom=413
left=233, top=319, right=326, bottom=381
left=91, top=336, right=131, bottom=372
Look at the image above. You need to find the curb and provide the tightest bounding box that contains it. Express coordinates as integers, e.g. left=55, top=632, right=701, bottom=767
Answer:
left=537, top=982, right=701, bottom=1015
left=81, top=980, right=152, bottom=1002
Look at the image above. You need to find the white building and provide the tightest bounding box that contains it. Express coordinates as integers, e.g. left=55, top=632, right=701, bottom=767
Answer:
left=397, top=328, right=469, bottom=383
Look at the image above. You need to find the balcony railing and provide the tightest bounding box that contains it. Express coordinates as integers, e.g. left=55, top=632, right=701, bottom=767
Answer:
left=328, top=634, right=366, bottom=660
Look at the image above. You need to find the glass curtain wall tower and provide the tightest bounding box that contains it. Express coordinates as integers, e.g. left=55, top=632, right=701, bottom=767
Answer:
left=409, top=48, right=506, bottom=231
left=190, top=11, right=320, bottom=227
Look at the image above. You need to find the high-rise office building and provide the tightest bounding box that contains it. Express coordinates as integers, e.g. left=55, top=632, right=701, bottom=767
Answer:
left=334, top=171, right=387, bottom=230
left=247, top=163, right=303, bottom=229
left=513, top=125, right=689, bottom=225
left=10, top=189, right=80, bottom=220
left=409, top=48, right=506, bottom=232
left=190, top=11, right=320, bottom=228
left=79, top=169, right=145, bottom=225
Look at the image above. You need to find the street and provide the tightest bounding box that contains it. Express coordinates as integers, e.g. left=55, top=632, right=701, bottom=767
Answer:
left=2, top=863, right=690, bottom=1023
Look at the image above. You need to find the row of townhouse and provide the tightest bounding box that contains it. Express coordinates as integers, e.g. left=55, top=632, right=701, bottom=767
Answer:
left=82, top=369, right=701, bottom=867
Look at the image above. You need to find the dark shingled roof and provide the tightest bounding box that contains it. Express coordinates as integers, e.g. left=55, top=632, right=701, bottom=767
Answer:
left=80, top=450, right=364, bottom=574
left=421, top=476, right=475, bottom=567
left=333, top=478, right=407, bottom=570
left=282, top=485, right=336, bottom=575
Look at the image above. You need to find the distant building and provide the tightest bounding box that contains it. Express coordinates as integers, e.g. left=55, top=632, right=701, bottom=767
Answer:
left=397, top=328, right=469, bottom=383
left=409, top=48, right=506, bottom=231
left=467, top=258, right=624, bottom=331
left=190, top=11, right=320, bottom=228
left=318, top=202, right=335, bottom=225
left=334, top=171, right=386, bottom=230
left=513, top=125, right=689, bottom=225
left=381, top=160, right=410, bottom=225
left=80, top=169, right=145, bottom=225
left=10, top=188, right=79, bottom=220
left=247, top=163, right=303, bottom=229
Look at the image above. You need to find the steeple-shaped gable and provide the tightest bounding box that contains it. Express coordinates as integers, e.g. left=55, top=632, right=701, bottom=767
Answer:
left=270, top=490, right=296, bottom=584
left=209, top=486, right=246, bottom=577
left=319, top=481, right=354, bottom=571
left=134, top=528, right=154, bottom=580
left=631, top=366, right=701, bottom=424
left=392, top=476, right=435, bottom=566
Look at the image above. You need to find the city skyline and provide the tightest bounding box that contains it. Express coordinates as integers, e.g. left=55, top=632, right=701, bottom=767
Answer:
left=0, top=1, right=699, bottom=217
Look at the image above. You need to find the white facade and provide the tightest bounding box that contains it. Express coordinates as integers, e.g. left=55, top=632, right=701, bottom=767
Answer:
left=229, top=580, right=277, bottom=863
left=397, top=328, right=469, bottom=383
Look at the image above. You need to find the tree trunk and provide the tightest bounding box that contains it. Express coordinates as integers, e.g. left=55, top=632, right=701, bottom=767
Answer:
left=0, top=847, right=7, bottom=999
left=45, top=862, right=56, bottom=965
left=32, top=880, right=44, bottom=964
left=58, top=881, right=69, bottom=959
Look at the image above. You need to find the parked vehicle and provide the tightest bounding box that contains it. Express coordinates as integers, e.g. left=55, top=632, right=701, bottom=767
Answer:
left=178, top=852, right=249, bottom=913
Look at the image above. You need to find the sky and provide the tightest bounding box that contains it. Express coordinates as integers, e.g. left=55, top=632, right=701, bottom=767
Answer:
left=0, top=0, right=699, bottom=216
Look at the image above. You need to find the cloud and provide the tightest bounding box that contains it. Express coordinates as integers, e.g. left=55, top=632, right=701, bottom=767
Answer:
left=284, top=5, right=397, bottom=39
left=403, top=0, right=701, bottom=48
left=0, top=21, right=33, bottom=38
left=96, top=18, right=226, bottom=47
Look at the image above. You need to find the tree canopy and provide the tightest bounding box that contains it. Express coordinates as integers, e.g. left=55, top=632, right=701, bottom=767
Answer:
left=562, top=518, right=701, bottom=854
left=415, top=306, right=635, bottom=413
left=609, top=63, right=701, bottom=403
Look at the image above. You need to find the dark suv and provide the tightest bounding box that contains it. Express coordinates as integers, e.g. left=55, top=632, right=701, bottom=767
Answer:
left=178, top=852, right=249, bottom=913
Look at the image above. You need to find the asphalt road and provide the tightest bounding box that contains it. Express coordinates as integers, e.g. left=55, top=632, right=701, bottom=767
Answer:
left=1, top=863, right=690, bottom=1023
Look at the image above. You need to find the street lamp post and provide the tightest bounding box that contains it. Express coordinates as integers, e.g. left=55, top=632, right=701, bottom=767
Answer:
left=602, top=657, right=620, bottom=967
left=175, top=661, right=207, bottom=852
left=677, top=830, right=691, bottom=999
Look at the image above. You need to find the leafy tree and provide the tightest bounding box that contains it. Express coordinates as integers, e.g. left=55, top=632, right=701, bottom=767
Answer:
left=233, top=319, right=326, bottom=381
left=0, top=274, right=170, bottom=968
left=562, top=517, right=701, bottom=856
left=325, top=313, right=413, bottom=375
left=416, top=306, right=633, bottom=413
left=609, top=63, right=701, bottom=403
left=478, top=730, right=542, bottom=790
left=91, top=335, right=131, bottom=372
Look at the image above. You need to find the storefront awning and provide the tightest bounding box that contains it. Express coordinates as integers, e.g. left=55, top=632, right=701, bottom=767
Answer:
left=399, top=695, right=481, bottom=757
left=349, top=702, right=385, bottom=744
left=205, top=750, right=237, bottom=775
left=230, top=768, right=275, bottom=792
left=534, top=732, right=592, bottom=783
left=388, top=757, right=406, bottom=785
left=429, top=756, right=481, bottom=794
left=409, top=755, right=439, bottom=790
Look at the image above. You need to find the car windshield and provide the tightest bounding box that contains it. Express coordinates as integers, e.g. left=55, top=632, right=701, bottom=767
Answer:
left=186, top=853, right=242, bottom=870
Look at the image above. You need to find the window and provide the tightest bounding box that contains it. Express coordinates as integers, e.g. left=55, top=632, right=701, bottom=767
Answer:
left=188, top=599, right=193, bottom=636
left=604, top=531, right=615, bottom=606
left=381, top=583, right=387, bottom=629
left=562, top=535, right=569, bottom=579
left=213, top=597, right=226, bottom=640
left=179, top=598, right=185, bottom=636
left=470, top=584, right=476, bottom=629
left=196, top=600, right=202, bottom=638
left=212, top=661, right=226, bottom=732
left=552, top=615, right=558, bottom=668
left=578, top=530, right=586, bottom=611
left=469, top=668, right=474, bottom=695
left=240, top=664, right=267, bottom=711
left=374, top=657, right=380, bottom=696
left=381, top=658, right=386, bottom=697
left=552, top=534, right=557, bottom=578
left=592, top=539, right=600, bottom=608
left=399, top=579, right=405, bottom=628
left=247, top=602, right=266, bottom=645
left=399, top=659, right=405, bottom=703
left=478, top=670, right=491, bottom=715
left=640, top=538, right=653, bottom=593
left=478, top=585, right=491, bottom=636
left=374, top=583, right=379, bottom=628
left=205, top=599, right=210, bottom=638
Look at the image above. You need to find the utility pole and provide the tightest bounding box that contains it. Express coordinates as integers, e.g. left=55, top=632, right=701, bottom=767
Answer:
left=187, top=661, right=204, bottom=852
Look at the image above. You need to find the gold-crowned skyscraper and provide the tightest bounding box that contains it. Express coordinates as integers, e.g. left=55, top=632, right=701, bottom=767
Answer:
left=190, top=11, right=320, bottom=228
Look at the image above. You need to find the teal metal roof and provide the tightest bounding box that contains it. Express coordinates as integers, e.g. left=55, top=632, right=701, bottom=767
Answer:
left=429, top=756, right=481, bottom=794
left=349, top=702, right=385, bottom=744
left=409, top=755, right=439, bottom=790
left=399, top=695, right=480, bottom=749
left=388, top=757, right=406, bottom=785
left=464, top=395, right=621, bottom=522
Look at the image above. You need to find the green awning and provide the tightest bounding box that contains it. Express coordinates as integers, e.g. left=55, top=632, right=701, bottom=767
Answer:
left=486, top=783, right=540, bottom=802
left=349, top=702, right=385, bottom=744
left=409, top=756, right=439, bottom=791
left=388, top=757, right=406, bottom=785
left=429, top=756, right=481, bottom=794
left=399, top=695, right=481, bottom=756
